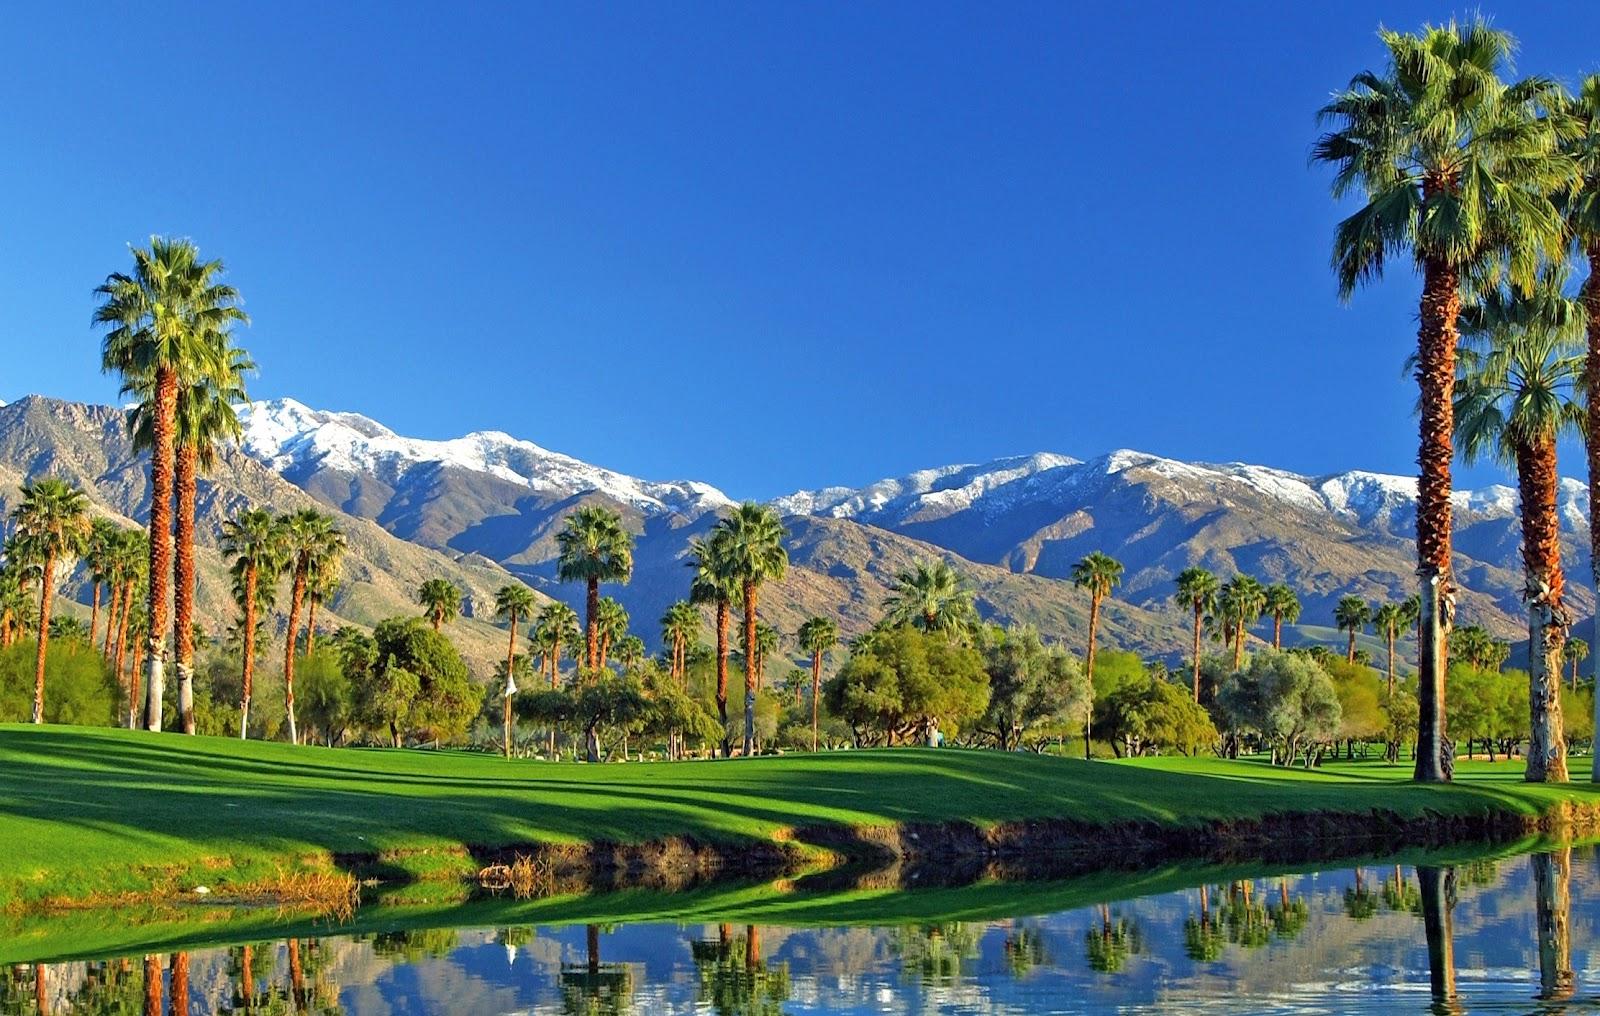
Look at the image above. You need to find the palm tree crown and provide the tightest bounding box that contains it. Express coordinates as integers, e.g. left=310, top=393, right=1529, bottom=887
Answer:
left=418, top=578, right=463, bottom=631
left=556, top=506, right=634, bottom=669
left=883, top=559, right=978, bottom=639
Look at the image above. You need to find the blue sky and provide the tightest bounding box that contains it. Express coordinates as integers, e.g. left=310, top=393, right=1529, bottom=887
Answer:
left=3, top=3, right=1598, bottom=499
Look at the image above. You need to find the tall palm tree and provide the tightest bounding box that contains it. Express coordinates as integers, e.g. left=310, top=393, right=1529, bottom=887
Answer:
left=280, top=510, right=344, bottom=745
left=0, top=566, right=32, bottom=650
left=594, top=596, right=629, bottom=669
left=417, top=578, right=461, bottom=632
left=1566, top=638, right=1589, bottom=690
left=716, top=503, right=789, bottom=756
left=533, top=600, right=580, bottom=688
left=1263, top=585, right=1301, bottom=649
left=1563, top=76, right=1600, bottom=782
left=108, top=531, right=146, bottom=727
left=660, top=600, right=700, bottom=688
left=494, top=583, right=537, bottom=759
left=10, top=479, right=91, bottom=723
left=1315, top=18, right=1575, bottom=782
left=616, top=633, right=647, bottom=671
left=1456, top=282, right=1586, bottom=782
left=83, top=518, right=119, bottom=651
left=688, top=531, right=739, bottom=757
left=883, top=559, right=978, bottom=640
left=796, top=616, right=839, bottom=751
left=1373, top=602, right=1407, bottom=694
left=1216, top=575, right=1266, bottom=670
left=221, top=509, right=286, bottom=738
left=97, top=237, right=248, bottom=734
left=753, top=622, right=779, bottom=690
left=1335, top=596, right=1372, bottom=663
left=1072, top=551, right=1123, bottom=760
left=303, top=552, right=340, bottom=655
left=556, top=506, right=634, bottom=669
left=126, top=332, right=254, bottom=733
left=1174, top=567, right=1219, bottom=702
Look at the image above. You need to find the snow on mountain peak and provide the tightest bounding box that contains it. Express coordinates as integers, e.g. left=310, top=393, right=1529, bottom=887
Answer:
left=235, top=399, right=732, bottom=516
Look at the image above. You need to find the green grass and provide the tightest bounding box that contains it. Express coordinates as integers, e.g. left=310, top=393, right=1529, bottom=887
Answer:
left=4, top=724, right=1600, bottom=909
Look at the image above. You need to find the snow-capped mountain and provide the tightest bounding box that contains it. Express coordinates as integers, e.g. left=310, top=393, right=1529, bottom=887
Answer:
left=238, top=398, right=731, bottom=519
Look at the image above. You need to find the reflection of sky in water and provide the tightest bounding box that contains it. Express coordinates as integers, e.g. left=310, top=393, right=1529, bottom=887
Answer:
left=15, top=848, right=1600, bottom=1014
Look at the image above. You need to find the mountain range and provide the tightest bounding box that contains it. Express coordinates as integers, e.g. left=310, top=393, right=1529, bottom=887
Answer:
left=2, top=393, right=1590, bottom=676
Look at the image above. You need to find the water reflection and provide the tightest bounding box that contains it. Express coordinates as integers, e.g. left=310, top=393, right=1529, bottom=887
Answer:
left=7, top=846, right=1599, bottom=1014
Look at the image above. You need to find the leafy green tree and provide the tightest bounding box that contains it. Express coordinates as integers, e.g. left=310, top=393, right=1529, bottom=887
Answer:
left=10, top=478, right=91, bottom=724
left=0, top=639, right=116, bottom=725
left=1456, top=282, right=1585, bottom=782
left=883, top=559, right=978, bottom=641
left=1323, top=656, right=1386, bottom=753
left=1315, top=19, right=1574, bottom=781
left=975, top=625, right=1088, bottom=751
left=824, top=625, right=988, bottom=746
left=717, top=502, right=789, bottom=756
left=1095, top=674, right=1218, bottom=756
left=346, top=617, right=475, bottom=746
left=796, top=615, right=839, bottom=751
left=296, top=648, right=354, bottom=746
left=519, top=669, right=650, bottom=762
left=494, top=583, right=537, bottom=758
left=1174, top=567, right=1220, bottom=702
left=1334, top=596, right=1371, bottom=663
left=1263, top=584, right=1301, bottom=649
left=221, top=508, right=286, bottom=738
left=555, top=505, right=634, bottom=669
left=1219, top=650, right=1342, bottom=765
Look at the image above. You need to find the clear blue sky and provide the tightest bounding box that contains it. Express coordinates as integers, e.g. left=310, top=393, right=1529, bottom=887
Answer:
left=3, top=3, right=1597, bottom=499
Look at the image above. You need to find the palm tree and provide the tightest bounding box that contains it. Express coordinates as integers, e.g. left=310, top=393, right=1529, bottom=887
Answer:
left=126, top=331, right=254, bottom=734
left=1335, top=596, right=1372, bottom=663
left=1263, top=585, right=1301, bottom=649
left=660, top=600, right=700, bottom=688
left=416, top=578, right=462, bottom=632
left=83, top=518, right=119, bottom=651
left=0, top=566, right=32, bottom=650
left=616, top=634, right=647, bottom=671
left=1373, top=602, right=1407, bottom=694
left=688, top=531, right=739, bottom=757
left=1566, top=638, right=1589, bottom=690
left=1566, top=77, right=1600, bottom=774
left=108, top=531, right=146, bottom=726
left=716, top=502, right=789, bottom=756
left=1456, top=282, right=1585, bottom=782
left=221, top=509, right=286, bottom=738
left=281, top=510, right=344, bottom=745
left=594, top=596, right=629, bottom=669
left=883, top=559, right=977, bottom=639
left=532, top=599, right=580, bottom=757
left=494, top=583, right=537, bottom=759
left=1072, top=551, right=1123, bottom=760
left=97, top=237, right=248, bottom=733
left=303, top=553, right=340, bottom=655
left=10, top=479, right=91, bottom=723
left=1315, top=18, right=1575, bottom=782
left=556, top=506, right=634, bottom=669
left=1174, top=567, right=1219, bottom=702
left=796, top=616, right=839, bottom=751
left=1216, top=575, right=1265, bottom=670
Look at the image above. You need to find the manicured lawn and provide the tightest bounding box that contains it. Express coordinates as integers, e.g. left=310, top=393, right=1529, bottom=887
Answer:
left=2, top=724, right=1597, bottom=906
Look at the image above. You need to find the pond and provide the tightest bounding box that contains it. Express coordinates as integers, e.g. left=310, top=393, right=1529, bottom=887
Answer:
left=6, top=843, right=1596, bottom=1014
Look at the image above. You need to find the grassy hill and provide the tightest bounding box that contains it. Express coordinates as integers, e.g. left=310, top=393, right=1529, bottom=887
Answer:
left=3, top=725, right=1598, bottom=912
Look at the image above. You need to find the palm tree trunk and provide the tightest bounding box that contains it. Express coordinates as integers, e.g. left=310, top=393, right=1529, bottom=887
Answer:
left=1232, top=619, right=1244, bottom=671
left=1346, top=628, right=1356, bottom=663
left=144, top=365, right=178, bottom=734
left=1386, top=632, right=1396, bottom=696
left=306, top=598, right=317, bottom=655
left=1419, top=866, right=1456, bottom=1008
left=240, top=564, right=257, bottom=739
left=1273, top=614, right=1283, bottom=650
left=1191, top=603, right=1203, bottom=703
left=284, top=562, right=306, bottom=745
left=1084, top=592, right=1100, bottom=760
left=90, top=582, right=102, bottom=651
left=716, top=598, right=731, bottom=757
left=743, top=580, right=758, bottom=756
left=174, top=443, right=198, bottom=735
left=115, top=580, right=134, bottom=728
left=1586, top=240, right=1600, bottom=784
left=504, top=613, right=518, bottom=759
left=34, top=964, right=47, bottom=1016
left=1414, top=254, right=1460, bottom=783
left=170, top=953, right=189, bottom=1015
left=142, top=955, right=162, bottom=1016
left=585, top=578, right=600, bottom=669
left=288, top=939, right=305, bottom=1011
left=103, top=581, right=121, bottom=657
left=548, top=638, right=561, bottom=758
left=31, top=552, right=55, bottom=724
left=812, top=649, right=822, bottom=752
left=1517, top=436, right=1569, bottom=782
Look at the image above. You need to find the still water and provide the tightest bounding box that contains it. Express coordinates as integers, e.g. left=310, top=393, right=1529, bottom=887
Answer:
left=8, top=847, right=1598, bottom=1014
